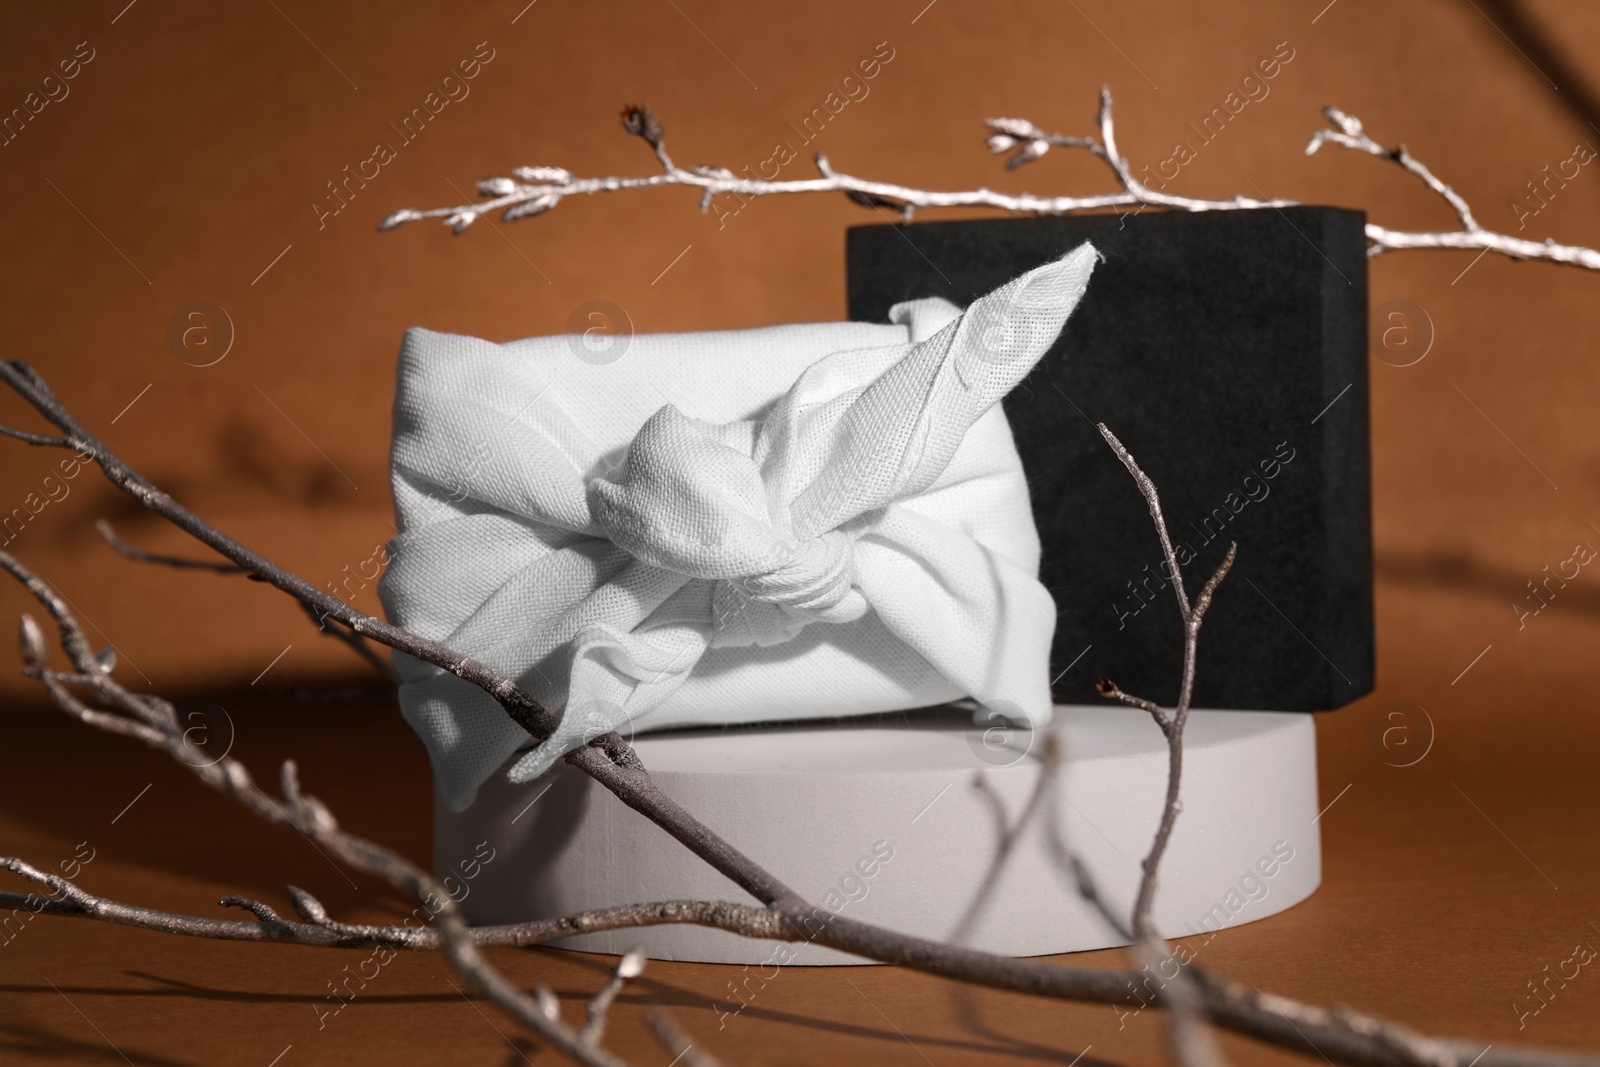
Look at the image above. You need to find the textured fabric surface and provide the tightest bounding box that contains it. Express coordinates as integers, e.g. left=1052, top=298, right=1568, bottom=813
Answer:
left=380, top=242, right=1099, bottom=811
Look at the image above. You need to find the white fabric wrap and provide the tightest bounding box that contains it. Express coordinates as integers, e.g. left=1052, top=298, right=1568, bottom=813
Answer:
left=380, top=242, right=1098, bottom=811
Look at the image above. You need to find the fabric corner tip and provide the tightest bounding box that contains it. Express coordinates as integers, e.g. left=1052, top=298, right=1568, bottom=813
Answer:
left=1056, top=240, right=1102, bottom=278
left=1006, top=242, right=1098, bottom=321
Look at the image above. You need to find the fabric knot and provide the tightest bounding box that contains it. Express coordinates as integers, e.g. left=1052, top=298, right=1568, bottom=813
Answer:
left=737, top=529, right=856, bottom=616
left=588, top=405, right=868, bottom=648
left=709, top=530, right=863, bottom=647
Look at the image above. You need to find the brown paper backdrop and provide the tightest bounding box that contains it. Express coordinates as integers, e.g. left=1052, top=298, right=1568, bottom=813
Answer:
left=2, top=2, right=1599, bottom=1064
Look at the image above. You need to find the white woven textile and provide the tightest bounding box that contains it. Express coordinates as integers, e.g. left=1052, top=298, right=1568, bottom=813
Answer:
left=380, top=242, right=1098, bottom=811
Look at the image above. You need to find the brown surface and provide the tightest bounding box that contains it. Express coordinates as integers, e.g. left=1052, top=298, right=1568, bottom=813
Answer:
left=2, top=1, right=1599, bottom=1064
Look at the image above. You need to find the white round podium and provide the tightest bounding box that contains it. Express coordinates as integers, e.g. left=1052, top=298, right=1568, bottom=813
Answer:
left=436, top=705, right=1321, bottom=964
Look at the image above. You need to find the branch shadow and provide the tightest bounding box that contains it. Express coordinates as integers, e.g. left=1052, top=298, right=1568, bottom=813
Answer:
left=0, top=1017, right=208, bottom=1067
left=1475, top=0, right=1600, bottom=145
left=0, top=679, right=429, bottom=921
left=1376, top=548, right=1600, bottom=625
left=553, top=952, right=1130, bottom=1067
left=0, top=961, right=1129, bottom=1067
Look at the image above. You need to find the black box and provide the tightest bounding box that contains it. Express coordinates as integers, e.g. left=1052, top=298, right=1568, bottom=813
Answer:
left=846, top=208, right=1373, bottom=710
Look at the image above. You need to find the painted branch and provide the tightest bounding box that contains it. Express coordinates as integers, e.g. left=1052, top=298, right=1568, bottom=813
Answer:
left=378, top=90, right=1600, bottom=274
left=376, top=88, right=1293, bottom=236
left=1303, top=106, right=1600, bottom=268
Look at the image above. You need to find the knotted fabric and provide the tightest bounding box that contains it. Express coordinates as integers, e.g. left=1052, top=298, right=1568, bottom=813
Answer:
left=380, top=243, right=1098, bottom=811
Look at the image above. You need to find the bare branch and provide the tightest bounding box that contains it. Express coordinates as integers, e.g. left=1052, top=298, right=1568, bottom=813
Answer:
left=295, top=601, right=400, bottom=685
left=96, top=519, right=396, bottom=683
left=1095, top=674, right=1173, bottom=735
left=0, top=554, right=629, bottom=1067
left=647, top=1009, right=725, bottom=1067
left=2, top=554, right=99, bottom=672
left=3, top=558, right=175, bottom=734
left=0, top=423, right=72, bottom=447
left=0, top=871, right=787, bottom=950
left=1306, top=106, right=1600, bottom=268
left=1092, top=424, right=1243, bottom=1067
left=382, top=89, right=1600, bottom=275
left=1306, top=107, right=1480, bottom=233
left=1093, top=420, right=1232, bottom=1067
left=1097, top=423, right=1190, bottom=623
left=379, top=86, right=1295, bottom=237
left=96, top=519, right=246, bottom=573
left=5, top=369, right=1598, bottom=1067
left=582, top=948, right=646, bottom=1048
left=0, top=358, right=797, bottom=914
left=1139, top=939, right=1228, bottom=1067
left=1192, top=542, right=1238, bottom=627
left=1137, top=540, right=1238, bottom=937
left=217, top=895, right=288, bottom=925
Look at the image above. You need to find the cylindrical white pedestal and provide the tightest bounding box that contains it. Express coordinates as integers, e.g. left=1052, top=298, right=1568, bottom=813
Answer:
left=437, top=705, right=1320, bottom=964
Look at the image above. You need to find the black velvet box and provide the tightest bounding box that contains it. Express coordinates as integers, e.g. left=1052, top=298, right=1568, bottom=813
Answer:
left=846, top=208, right=1373, bottom=710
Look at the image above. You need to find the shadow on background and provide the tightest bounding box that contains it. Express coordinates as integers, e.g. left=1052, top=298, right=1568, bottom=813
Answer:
left=1478, top=0, right=1600, bottom=144
left=0, top=678, right=425, bottom=918
left=0, top=963, right=1123, bottom=1067
left=1375, top=547, right=1600, bottom=625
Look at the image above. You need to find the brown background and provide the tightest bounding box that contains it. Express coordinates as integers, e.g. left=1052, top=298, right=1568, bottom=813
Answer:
left=3, top=1, right=1600, bottom=1064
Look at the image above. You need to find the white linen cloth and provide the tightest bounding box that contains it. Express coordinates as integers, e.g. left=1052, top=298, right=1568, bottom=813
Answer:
left=380, top=242, right=1098, bottom=811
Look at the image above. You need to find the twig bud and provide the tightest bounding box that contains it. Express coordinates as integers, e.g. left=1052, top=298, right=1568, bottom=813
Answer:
left=616, top=947, right=647, bottom=980
left=223, top=761, right=254, bottom=794
left=376, top=208, right=419, bottom=232
left=534, top=984, right=562, bottom=1021
left=501, top=195, right=558, bottom=223
left=985, top=117, right=1035, bottom=138
left=1324, top=106, right=1362, bottom=137
left=620, top=104, right=665, bottom=149
left=287, top=884, right=331, bottom=924
left=987, top=133, right=1019, bottom=154
left=95, top=645, right=116, bottom=674
left=511, top=165, right=574, bottom=183
left=18, top=614, right=46, bottom=670
left=476, top=176, right=520, bottom=197
left=1007, top=139, right=1051, bottom=170
left=279, top=759, right=302, bottom=801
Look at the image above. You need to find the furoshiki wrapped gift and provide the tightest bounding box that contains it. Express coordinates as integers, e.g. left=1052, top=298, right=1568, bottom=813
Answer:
left=379, top=242, right=1098, bottom=811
